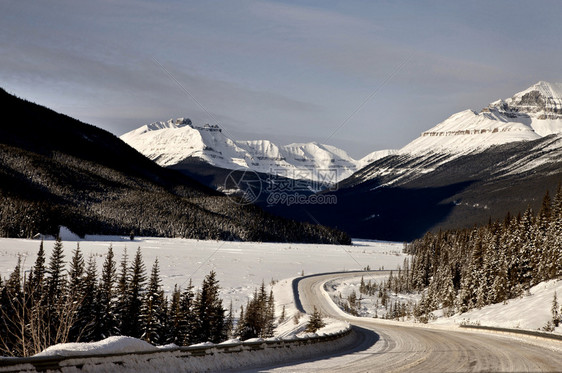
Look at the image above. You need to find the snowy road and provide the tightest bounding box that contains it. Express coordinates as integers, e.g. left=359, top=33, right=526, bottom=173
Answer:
left=265, top=272, right=562, bottom=372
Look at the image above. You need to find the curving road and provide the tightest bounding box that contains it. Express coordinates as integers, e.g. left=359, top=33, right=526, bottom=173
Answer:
left=265, top=271, right=562, bottom=372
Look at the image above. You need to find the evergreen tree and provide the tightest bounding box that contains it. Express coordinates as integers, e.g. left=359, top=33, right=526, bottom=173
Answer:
left=141, top=258, right=165, bottom=344
left=166, top=285, right=182, bottom=345
left=45, top=237, right=67, bottom=345
left=236, top=282, right=276, bottom=339
left=1, top=257, right=24, bottom=355
left=46, top=237, right=66, bottom=303
left=224, top=301, right=234, bottom=338
left=178, top=279, right=196, bottom=345
left=122, top=248, right=146, bottom=338
left=192, top=271, right=225, bottom=343
left=305, top=306, right=325, bottom=333
left=552, top=291, right=560, bottom=327
left=73, top=255, right=99, bottom=341
left=98, top=245, right=117, bottom=338
left=114, top=248, right=129, bottom=335
left=27, top=240, right=46, bottom=298
left=68, top=244, right=85, bottom=298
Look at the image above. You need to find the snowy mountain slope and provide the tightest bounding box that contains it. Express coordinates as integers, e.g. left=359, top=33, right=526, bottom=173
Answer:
left=121, top=119, right=393, bottom=183
left=268, top=82, right=562, bottom=241
left=355, top=81, right=562, bottom=186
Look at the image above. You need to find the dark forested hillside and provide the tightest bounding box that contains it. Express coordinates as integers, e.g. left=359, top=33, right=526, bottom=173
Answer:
left=405, top=185, right=562, bottom=319
left=267, top=137, right=562, bottom=242
left=0, top=88, right=350, bottom=244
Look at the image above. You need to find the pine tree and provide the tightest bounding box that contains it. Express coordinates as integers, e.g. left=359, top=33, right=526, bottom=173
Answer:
left=115, top=248, right=129, bottom=335
left=264, top=289, right=275, bottom=338
left=192, top=271, right=225, bottom=343
left=141, top=258, right=165, bottom=344
left=225, top=301, right=234, bottom=339
left=68, top=244, right=85, bottom=298
left=552, top=291, right=560, bottom=327
left=121, top=248, right=146, bottom=338
left=178, top=279, right=196, bottom=345
left=67, top=245, right=86, bottom=341
left=166, top=285, right=182, bottom=345
left=74, top=255, right=99, bottom=341
left=46, top=237, right=66, bottom=304
left=279, top=305, right=286, bottom=323
left=234, top=305, right=244, bottom=337
left=45, top=237, right=67, bottom=345
left=98, top=245, right=117, bottom=338
left=305, top=306, right=325, bottom=333
left=27, top=240, right=46, bottom=298
left=1, top=257, right=24, bottom=355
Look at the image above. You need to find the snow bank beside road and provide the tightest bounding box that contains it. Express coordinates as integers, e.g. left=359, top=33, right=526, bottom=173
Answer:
left=7, top=331, right=355, bottom=373
left=34, top=336, right=157, bottom=357
left=432, top=279, right=562, bottom=333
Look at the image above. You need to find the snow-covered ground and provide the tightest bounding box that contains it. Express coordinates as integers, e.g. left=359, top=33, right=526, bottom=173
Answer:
left=0, top=235, right=407, bottom=320
left=431, top=279, right=562, bottom=333
left=34, top=336, right=157, bottom=357
left=325, top=275, right=562, bottom=334
left=325, top=274, right=420, bottom=320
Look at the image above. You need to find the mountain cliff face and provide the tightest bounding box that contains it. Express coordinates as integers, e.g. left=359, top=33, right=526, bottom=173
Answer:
left=121, top=119, right=391, bottom=184
left=272, top=82, right=562, bottom=241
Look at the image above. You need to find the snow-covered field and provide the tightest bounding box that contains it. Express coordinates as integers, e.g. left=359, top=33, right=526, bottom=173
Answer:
left=0, top=234, right=407, bottom=315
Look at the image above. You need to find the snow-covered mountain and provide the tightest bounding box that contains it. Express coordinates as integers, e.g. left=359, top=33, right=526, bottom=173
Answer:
left=121, top=118, right=388, bottom=183
left=405, top=81, right=562, bottom=153
left=353, top=81, right=562, bottom=185
left=269, top=82, right=562, bottom=242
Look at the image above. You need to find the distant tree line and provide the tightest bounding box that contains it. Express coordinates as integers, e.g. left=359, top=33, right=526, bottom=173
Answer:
left=397, top=185, right=562, bottom=321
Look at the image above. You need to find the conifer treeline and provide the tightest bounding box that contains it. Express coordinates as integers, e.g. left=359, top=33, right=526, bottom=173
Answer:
left=0, top=240, right=266, bottom=357
left=403, top=185, right=562, bottom=319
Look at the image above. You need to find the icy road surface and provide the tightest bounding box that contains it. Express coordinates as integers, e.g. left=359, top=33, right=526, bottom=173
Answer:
left=258, top=272, right=562, bottom=373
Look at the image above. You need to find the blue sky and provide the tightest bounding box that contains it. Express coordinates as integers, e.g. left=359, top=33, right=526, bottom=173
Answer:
left=1, top=0, right=561, bottom=157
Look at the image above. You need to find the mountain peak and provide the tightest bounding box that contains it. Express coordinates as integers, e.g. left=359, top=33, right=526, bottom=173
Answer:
left=121, top=119, right=388, bottom=183
left=491, top=81, right=562, bottom=117
left=399, top=82, right=562, bottom=156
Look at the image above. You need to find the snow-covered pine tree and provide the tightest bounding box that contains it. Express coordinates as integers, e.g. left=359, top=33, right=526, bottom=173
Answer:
left=224, top=301, right=234, bottom=338
left=178, top=279, right=196, bottom=345
left=141, top=258, right=165, bottom=344
left=165, top=284, right=182, bottom=345
left=305, top=306, right=325, bottom=333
